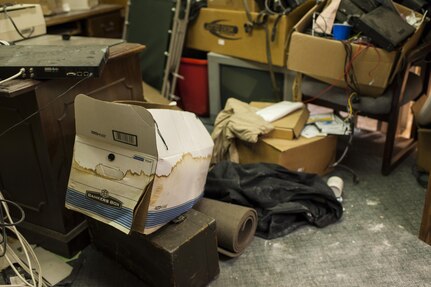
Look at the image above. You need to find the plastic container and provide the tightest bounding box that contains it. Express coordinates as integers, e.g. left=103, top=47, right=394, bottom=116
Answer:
left=332, top=23, right=352, bottom=41
left=177, top=57, right=209, bottom=116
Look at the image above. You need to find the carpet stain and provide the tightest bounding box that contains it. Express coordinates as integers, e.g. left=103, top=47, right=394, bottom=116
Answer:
left=383, top=240, right=392, bottom=247
left=366, top=199, right=380, bottom=206
left=369, top=223, right=385, bottom=232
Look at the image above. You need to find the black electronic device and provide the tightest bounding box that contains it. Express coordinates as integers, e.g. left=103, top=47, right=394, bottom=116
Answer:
left=253, top=0, right=306, bottom=12
left=351, top=0, right=380, bottom=12
left=336, top=0, right=367, bottom=24
left=394, top=0, right=429, bottom=11
left=355, top=5, right=415, bottom=51
left=0, top=45, right=109, bottom=80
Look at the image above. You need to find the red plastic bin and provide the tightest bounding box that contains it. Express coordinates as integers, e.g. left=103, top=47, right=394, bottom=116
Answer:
left=177, top=57, right=209, bottom=117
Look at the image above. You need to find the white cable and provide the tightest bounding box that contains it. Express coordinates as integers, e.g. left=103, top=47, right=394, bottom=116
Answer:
left=0, top=68, right=25, bottom=85
left=1, top=239, right=36, bottom=287
left=12, top=230, right=43, bottom=287
left=0, top=192, right=45, bottom=287
left=0, top=195, right=36, bottom=287
left=3, top=251, right=33, bottom=287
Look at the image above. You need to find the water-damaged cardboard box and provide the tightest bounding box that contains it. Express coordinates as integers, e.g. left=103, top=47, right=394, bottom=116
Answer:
left=66, top=95, right=214, bottom=235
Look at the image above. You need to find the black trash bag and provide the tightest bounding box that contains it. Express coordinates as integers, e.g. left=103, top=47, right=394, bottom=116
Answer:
left=204, top=161, right=343, bottom=239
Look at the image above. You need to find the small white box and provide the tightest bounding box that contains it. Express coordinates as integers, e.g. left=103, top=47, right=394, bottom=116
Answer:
left=63, top=0, right=99, bottom=11
left=0, top=4, right=46, bottom=43
left=66, top=95, right=214, bottom=235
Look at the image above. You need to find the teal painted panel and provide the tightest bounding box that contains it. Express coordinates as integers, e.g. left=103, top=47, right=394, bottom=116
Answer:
left=127, top=0, right=174, bottom=90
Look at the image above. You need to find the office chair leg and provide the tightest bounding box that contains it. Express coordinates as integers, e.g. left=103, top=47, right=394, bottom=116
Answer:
left=381, top=102, right=417, bottom=175
left=419, top=174, right=431, bottom=245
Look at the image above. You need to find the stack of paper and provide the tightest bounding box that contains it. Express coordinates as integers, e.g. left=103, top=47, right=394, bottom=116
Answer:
left=256, top=101, right=304, bottom=122
left=313, top=114, right=351, bottom=135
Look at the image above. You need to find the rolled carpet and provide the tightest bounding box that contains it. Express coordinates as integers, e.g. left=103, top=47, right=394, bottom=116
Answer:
left=193, top=198, right=257, bottom=257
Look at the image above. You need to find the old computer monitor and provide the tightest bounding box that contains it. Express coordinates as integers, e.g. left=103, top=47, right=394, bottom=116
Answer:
left=208, top=52, right=295, bottom=119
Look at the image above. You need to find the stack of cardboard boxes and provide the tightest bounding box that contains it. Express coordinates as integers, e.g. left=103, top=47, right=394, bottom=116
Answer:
left=186, top=1, right=338, bottom=175
left=237, top=102, right=337, bottom=175
left=186, top=0, right=314, bottom=66
left=186, top=0, right=425, bottom=175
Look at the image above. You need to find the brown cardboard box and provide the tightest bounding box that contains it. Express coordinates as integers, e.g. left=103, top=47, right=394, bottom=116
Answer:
left=186, top=1, right=314, bottom=66
left=237, top=135, right=337, bottom=175
left=287, top=1, right=426, bottom=96
left=250, top=101, right=309, bottom=139
left=207, top=0, right=259, bottom=11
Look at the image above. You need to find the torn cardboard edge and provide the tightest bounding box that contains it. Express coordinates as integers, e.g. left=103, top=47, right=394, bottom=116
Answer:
left=66, top=95, right=214, bottom=235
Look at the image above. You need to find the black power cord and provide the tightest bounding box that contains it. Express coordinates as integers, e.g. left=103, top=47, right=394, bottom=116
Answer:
left=342, top=41, right=362, bottom=99
left=0, top=74, right=92, bottom=139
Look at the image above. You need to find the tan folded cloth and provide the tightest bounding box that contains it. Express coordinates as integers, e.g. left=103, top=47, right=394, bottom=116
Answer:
left=211, top=98, right=273, bottom=164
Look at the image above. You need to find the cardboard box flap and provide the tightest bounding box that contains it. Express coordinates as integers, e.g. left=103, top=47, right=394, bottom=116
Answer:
left=75, top=94, right=158, bottom=156
left=291, top=0, right=325, bottom=34
left=262, top=136, right=326, bottom=151
left=68, top=95, right=159, bottom=234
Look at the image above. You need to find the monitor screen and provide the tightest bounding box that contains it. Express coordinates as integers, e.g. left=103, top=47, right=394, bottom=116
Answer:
left=208, top=52, right=294, bottom=119
left=220, top=65, right=285, bottom=109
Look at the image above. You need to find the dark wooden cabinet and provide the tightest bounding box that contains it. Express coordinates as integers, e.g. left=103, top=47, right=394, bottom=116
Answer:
left=85, top=11, right=123, bottom=37
left=45, top=4, right=124, bottom=38
left=0, top=42, right=145, bottom=257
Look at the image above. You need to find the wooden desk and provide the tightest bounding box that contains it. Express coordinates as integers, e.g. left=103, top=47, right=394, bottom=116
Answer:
left=45, top=4, right=124, bottom=38
left=419, top=174, right=431, bottom=245
left=0, top=41, right=144, bottom=257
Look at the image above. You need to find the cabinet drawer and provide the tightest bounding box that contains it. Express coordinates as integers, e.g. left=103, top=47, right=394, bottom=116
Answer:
left=86, top=11, right=123, bottom=38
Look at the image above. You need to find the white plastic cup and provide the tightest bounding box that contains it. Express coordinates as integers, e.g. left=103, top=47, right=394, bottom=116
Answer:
left=327, top=176, right=344, bottom=199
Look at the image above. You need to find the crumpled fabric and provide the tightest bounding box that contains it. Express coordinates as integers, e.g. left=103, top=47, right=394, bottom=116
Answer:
left=204, top=161, right=343, bottom=239
left=211, top=98, right=273, bottom=165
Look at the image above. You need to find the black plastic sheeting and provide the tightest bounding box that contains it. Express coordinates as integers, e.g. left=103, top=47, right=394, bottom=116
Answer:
left=204, top=161, right=343, bottom=239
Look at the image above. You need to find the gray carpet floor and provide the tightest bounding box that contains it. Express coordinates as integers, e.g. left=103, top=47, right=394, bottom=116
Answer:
left=65, top=130, right=431, bottom=287
left=211, top=131, right=431, bottom=287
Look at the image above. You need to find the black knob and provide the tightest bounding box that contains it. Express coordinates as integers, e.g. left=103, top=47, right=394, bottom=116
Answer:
left=108, top=153, right=115, bottom=161
left=62, top=34, right=71, bottom=41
